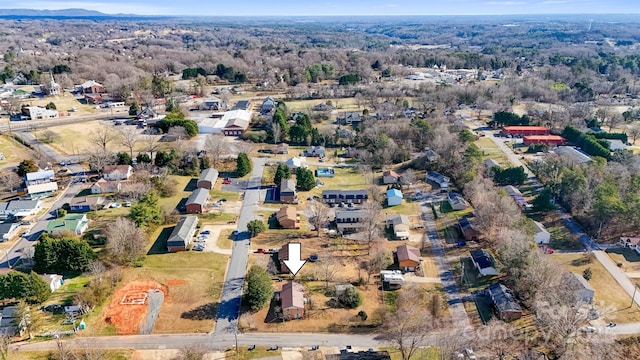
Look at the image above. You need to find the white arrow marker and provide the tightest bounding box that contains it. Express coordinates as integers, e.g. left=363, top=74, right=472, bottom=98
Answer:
left=283, top=242, right=306, bottom=276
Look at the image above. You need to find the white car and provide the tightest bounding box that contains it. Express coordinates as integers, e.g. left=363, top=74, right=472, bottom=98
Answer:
left=195, top=236, right=208, bottom=243
left=193, top=244, right=205, bottom=251
left=111, top=202, right=122, bottom=208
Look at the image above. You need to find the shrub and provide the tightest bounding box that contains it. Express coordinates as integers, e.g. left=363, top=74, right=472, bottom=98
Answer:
left=244, top=266, right=273, bottom=312
left=357, top=310, right=368, bottom=321
left=583, top=267, right=593, bottom=281
left=337, top=286, right=362, bottom=309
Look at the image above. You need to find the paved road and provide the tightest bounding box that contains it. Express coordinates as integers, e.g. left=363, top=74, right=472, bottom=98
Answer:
left=213, top=157, right=267, bottom=337
left=593, top=250, right=640, bottom=308
left=420, top=204, right=470, bottom=328
left=12, top=331, right=384, bottom=352
left=14, top=131, right=84, bottom=164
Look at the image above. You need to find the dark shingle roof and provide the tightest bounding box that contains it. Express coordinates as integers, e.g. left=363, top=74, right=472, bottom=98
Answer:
left=470, top=249, right=494, bottom=269
left=488, top=283, right=522, bottom=314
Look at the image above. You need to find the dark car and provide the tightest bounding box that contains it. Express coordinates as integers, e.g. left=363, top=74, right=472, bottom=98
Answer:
left=308, top=254, right=319, bottom=262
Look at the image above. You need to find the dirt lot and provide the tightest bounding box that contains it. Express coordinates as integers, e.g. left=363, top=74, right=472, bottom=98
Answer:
left=86, top=250, right=228, bottom=334
left=103, top=280, right=168, bottom=335
left=242, top=231, right=444, bottom=332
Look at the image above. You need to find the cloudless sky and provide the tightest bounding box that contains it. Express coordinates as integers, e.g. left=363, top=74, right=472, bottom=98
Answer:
left=1, top=0, right=639, bottom=16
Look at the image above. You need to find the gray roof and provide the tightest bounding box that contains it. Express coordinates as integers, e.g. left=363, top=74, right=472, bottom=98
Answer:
left=199, top=168, right=219, bottom=183
left=335, top=209, right=365, bottom=221
left=322, top=189, right=368, bottom=198
left=167, top=216, right=198, bottom=247
left=280, top=179, right=295, bottom=193
left=0, top=203, right=7, bottom=212
left=26, top=169, right=55, bottom=182
left=387, top=214, right=410, bottom=226
left=0, top=223, right=18, bottom=235
left=564, top=272, right=595, bottom=292
left=6, top=200, right=39, bottom=210
left=488, top=283, right=522, bottom=314
left=186, top=188, right=209, bottom=206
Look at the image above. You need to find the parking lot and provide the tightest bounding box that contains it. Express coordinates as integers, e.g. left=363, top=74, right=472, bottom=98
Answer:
left=191, top=224, right=236, bottom=255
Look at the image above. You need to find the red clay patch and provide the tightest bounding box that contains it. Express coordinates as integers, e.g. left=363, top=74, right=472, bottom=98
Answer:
left=104, top=280, right=168, bottom=335
left=166, top=279, right=189, bottom=286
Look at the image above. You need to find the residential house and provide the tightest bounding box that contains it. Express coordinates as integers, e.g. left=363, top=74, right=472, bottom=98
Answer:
left=344, top=148, right=361, bottom=159
left=503, top=185, right=522, bottom=197
left=260, top=97, right=276, bottom=114
left=41, top=274, right=63, bottom=292
left=102, top=165, right=133, bottom=181
left=322, top=190, right=368, bottom=205
left=222, top=110, right=251, bottom=136
left=396, top=244, right=421, bottom=272
left=504, top=185, right=532, bottom=210
left=91, top=179, right=121, bottom=194
left=423, top=148, right=440, bottom=162
left=487, top=283, right=523, bottom=321
left=46, top=214, right=89, bottom=235
left=79, top=80, right=104, bottom=94
left=312, top=103, right=332, bottom=112
left=280, top=281, right=305, bottom=320
left=458, top=218, right=479, bottom=241
left=284, top=157, right=306, bottom=174
left=0, top=223, right=20, bottom=241
left=232, top=100, right=251, bottom=111
left=84, top=93, right=104, bottom=105
left=484, top=159, right=500, bottom=169
left=197, top=168, right=219, bottom=190
left=26, top=182, right=58, bottom=199
left=426, top=171, right=450, bottom=189
left=305, top=146, right=325, bottom=158
left=562, top=272, right=595, bottom=304
left=335, top=209, right=366, bottom=234
left=25, top=169, right=55, bottom=185
left=136, top=107, right=158, bottom=121
left=447, top=192, right=468, bottom=211
left=278, top=243, right=291, bottom=273
left=4, top=200, right=42, bottom=218
left=552, top=146, right=592, bottom=165
left=326, top=351, right=391, bottom=360
left=382, top=170, right=400, bottom=185
left=620, top=236, right=640, bottom=255
left=199, top=97, right=222, bottom=111
left=276, top=206, right=300, bottom=229
left=337, top=112, right=362, bottom=126
left=69, top=196, right=104, bottom=212
left=533, top=221, right=551, bottom=245
left=280, top=179, right=298, bottom=204
left=166, top=215, right=198, bottom=252
left=186, top=188, right=209, bottom=214
left=386, top=188, right=403, bottom=207
left=470, top=249, right=498, bottom=276
left=274, top=143, right=289, bottom=155
left=386, top=214, right=410, bottom=240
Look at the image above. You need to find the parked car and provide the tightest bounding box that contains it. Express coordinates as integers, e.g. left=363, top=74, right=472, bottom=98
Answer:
left=124, top=201, right=132, bottom=207
left=268, top=248, right=279, bottom=254
left=200, top=230, right=211, bottom=235
left=256, top=248, right=266, bottom=254
left=111, top=202, right=122, bottom=208
left=193, top=244, right=205, bottom=251
left=463, top=349, right=477, bottom=360
left=222, top=179, right=232, bottom=185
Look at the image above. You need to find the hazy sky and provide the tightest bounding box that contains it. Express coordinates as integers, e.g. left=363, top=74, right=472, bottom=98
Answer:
left=2, top=0, right=639, bottom=16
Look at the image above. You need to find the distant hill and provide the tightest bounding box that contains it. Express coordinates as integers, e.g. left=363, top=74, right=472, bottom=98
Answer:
left=0, top=8, right=131, bottom=17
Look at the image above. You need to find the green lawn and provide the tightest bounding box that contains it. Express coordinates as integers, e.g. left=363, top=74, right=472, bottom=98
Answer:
left=475, top=137, right=512, bottom=166
left=210, top=189, right=241, bottom=202
left=304, top=166, right=368, bottom=198
left=381, top=347, right=440, bottom=360
left=226, top=346, right=282, bottom=360
left=158, top=175, right=194, bottom=213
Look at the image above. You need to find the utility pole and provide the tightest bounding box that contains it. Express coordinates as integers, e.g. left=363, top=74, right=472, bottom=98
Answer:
left=631, top=285, right=638, bottom=308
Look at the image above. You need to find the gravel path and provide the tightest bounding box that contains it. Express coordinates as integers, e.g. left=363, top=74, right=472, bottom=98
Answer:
left=139, top=290, right=164, bottom=335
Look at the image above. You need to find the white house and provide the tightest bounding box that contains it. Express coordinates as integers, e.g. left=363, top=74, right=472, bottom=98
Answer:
left=386, top=214, right=410, bottom=240
left=533, top=221, right=551, bottom=244
left=470, top=249, right=499, bottom=277
left=102, top=165, right=132, bottom=181
left=426, top=171, right=450, bottom=189
left=284, top=157, right=306, bottom=174
left=25, top=169, right=55, bottom=185
left=386, top=188, right=403, bottom=207
left=1, top=200, right=42, bottom=218
left=26, top=182, right=58, bottom=199
left=619, top=236, right=640, bottom=255
left=23, top=106, right=58, bottom=120
left=0, top=223, right=20, bottom=241
left=91, top=179, right=121, bottom=194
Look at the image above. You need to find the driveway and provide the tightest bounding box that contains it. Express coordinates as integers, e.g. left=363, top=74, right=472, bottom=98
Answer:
left=213, top=157, right=267, bottom=337
left=420, top=204, right=470, bottom=328
left=593, top=250, right=640, bottom=308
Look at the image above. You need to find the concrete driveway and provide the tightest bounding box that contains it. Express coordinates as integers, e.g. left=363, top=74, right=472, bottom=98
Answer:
left=198, top=224, right=236, bottom=255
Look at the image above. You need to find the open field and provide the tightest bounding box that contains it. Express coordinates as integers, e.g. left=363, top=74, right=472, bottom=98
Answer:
left=24, top=93, right=100, bottom=115
left=86, top=248, right=228, bottom=334
left=0, top=134, right=35, bottom=168
left=302, top=166, right=368, bottom=199
left=30, top=120, right=122, bottom=155
left=475, top=137, right=512, bottom=166
left=285, top=97, right=360, bottom=113
left=551, top=253, right=640, bottom=323
left=13, top=349, right=134, bottom=360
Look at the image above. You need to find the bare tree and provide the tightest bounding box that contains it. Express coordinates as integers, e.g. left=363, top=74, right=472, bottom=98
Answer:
left=172, top=344, right=209, bottom=360
left=104, top=217, right=148, bottom=265
left=362, top=248, right=393, bottom=284
left=168, top=126, right=189, bottom=141
left=143, top=129, right=162, bottom=162
left=271, top=121, right=282, bottom=144
left=120, top=126, right=140, bottom=160
left=402, top=168, right=416, bottom=188
left=0, top=334, right=8, bottom=360
left=307, top=200, right=330, bottom=236
left=205, top=134, right=228, bottom=168
left=359, top=200, right=382, bottom=255
left=90, top=125, right=119, bottom=153
left=86, top=149, right=115, bottom=172
left=381, top=286, right=432, bottom=360
left=314, top=252, right=340, bottom=290
left=476, top=320, right=522, bottom=359
left=628, top=125, right=640, bottom=145
left=0, top=171, right=22, bottom=192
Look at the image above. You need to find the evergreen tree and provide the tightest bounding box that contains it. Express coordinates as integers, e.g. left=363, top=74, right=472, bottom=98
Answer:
left=129, top=191, right=163, bottom=227
left=236, top=153, right=252, bottom=177
left=244, top=266, right=273, bottom=312
left=296, top=168, right=316, bottom=191
left=273, top=164, right=291, bottom=186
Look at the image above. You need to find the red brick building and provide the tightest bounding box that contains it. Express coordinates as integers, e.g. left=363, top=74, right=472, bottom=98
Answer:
left=523, top=135, right=567, bottom=145
left=502, top=126, right=550, bottom=136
